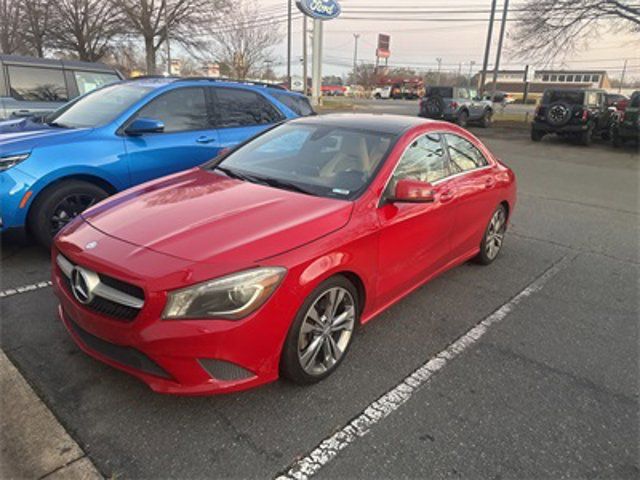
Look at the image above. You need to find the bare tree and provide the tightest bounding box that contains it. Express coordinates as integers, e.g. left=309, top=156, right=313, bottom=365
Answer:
left=209, top=0, right=282, bottom=80
left=511, top=0, right=640, bottom=63
left=113, top=0, right=228, bottom=74
left=21, top=0, right=53, bottom=57
left=50, top=0, right=125, bottom=62
left=0, top=0, right=23, bottom=54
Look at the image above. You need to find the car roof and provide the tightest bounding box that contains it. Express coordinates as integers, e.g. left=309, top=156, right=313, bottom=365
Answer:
left=123, top=76, right=304, bottom=96
left=0, top=54, right=118, bottom=73
left=290, top=113, right=433, bottom=135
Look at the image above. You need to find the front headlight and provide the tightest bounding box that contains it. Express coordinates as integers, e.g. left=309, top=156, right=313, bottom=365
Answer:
left=0, top=153, right=30, bottom=172
left=163, top=267, right=286, bottom=320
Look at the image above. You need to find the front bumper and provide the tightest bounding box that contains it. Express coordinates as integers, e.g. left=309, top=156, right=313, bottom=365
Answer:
left=0, top=167, right=36, bottom=232
left=52, top=232, right=300, bottom=395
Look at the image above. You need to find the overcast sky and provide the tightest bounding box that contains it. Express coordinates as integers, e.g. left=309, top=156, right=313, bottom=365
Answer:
left=258, top=0, right=640, bottom=80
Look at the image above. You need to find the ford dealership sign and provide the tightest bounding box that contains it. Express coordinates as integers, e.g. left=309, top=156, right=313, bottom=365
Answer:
left=296, top=0, right=341, bottom=20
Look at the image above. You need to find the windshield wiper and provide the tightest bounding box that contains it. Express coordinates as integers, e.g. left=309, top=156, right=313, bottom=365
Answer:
left=47, top=121, right=70, bottom=129
left=251, top=176, right=315, bottom=195
left=215, top=166, right=250, bottom=181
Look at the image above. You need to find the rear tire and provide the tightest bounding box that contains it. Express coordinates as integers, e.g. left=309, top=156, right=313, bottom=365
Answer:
left=579, top=126, right=593, bottom=146
left=531, top=129, right=544, bottom=142
left=457, top=110, right=469, bottom=128
left=28, top=180, right=109, bottom=249
left=475, top=204, right=508, bottom=265
left=611, top=129, right=623, bottom=148
left=281, top=275, right=359, bottom=385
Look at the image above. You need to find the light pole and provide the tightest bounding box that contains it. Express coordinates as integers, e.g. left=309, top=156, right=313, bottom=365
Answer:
left=353, top=33, right=360, bottom=83
left=436, top=57, right=442, bottom=85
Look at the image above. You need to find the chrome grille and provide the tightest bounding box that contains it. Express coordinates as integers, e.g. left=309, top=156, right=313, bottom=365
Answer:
left=57, top=254, right=144, bottom=322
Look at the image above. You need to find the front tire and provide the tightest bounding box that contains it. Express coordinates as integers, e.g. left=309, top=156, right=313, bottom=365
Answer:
left=579, top=125, right=593, bottom=146
left=28, top=180, right=109, bottom=249
left=281, top=275, right=359, bottom=384
left=475, top=205, right=508, bottom=265
left=480, top=109, right=493, bottom=128
left=456, top=110, right=469, bottom=128
left=531, top=129, right=544, bottom=142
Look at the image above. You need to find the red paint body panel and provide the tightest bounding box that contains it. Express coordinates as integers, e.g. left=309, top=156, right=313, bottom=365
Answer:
left=53, top=117, right=516, bottom=395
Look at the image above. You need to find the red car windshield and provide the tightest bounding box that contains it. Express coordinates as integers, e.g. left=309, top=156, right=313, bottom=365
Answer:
left=213, top=123, right=397, bottom=200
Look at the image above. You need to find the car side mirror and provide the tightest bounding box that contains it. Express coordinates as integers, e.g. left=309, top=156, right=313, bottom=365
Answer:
left=125, top=117, right=164, bottom=136
left=388, top=179, right=435, bottom=203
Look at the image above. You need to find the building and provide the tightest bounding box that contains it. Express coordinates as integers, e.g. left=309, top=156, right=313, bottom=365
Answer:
left=476, top=69, right=611, bottom=100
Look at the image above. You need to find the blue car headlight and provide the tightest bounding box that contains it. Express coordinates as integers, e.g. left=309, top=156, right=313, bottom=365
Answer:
left=0, top=153, right=30, bottom=172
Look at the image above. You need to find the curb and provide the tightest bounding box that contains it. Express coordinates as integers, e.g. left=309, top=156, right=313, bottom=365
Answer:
left=0, top=350, right=102, bottom=479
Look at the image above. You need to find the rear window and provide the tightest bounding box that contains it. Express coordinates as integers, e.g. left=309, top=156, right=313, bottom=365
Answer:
left=426, top=87, right=453, bottom=98
left=7, top=65, right=68, bottom=102
left=271, top=92, right=315, bottom=116
left=543, top=90, right=584, bottom=104
left=74, top=71, right=120, bottom=95
left=211, top=87, right=285, bottom=127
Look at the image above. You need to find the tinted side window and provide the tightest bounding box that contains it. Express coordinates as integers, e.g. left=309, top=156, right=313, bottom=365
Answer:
left=444, top=134, right=488, bottom=173
left=631, top=94, right=640, bottom=108
left=135, top=87, right=208, bottom=133
left=73, top=71, right=120, bottom=95
left=7, top=65, right=68, bottom=102
left=387, top=133, right=449, bottom=195
left=212, top=88, right=284, bottom=127
left=271, top=92, right=314, bottom=116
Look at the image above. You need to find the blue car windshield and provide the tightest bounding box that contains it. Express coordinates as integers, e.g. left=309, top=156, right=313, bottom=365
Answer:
left=213, top=123, right=396, bottom=200
left=46, top=84, right=153, bottom=128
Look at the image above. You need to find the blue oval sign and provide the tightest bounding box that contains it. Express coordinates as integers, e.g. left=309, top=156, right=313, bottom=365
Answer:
left=296, top=0, right=341, bottom=20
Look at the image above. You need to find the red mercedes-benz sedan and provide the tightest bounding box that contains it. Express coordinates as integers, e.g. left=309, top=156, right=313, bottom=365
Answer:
left=52, top=114, right=516, bottom=395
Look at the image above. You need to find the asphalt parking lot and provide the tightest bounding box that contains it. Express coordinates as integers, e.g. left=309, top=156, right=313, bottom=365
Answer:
left=1, top=127, right=638, bottom=479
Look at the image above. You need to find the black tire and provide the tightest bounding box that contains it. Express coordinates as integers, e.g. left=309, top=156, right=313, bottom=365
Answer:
left=579, top=126, right=593, bottom=146
left=425, top=95, right=445, bottom=117
left=611, top=129, right=623, bottom=148
left=457, top=110, right=469, bottom=128
left=480, top=109, right=493, bottom=128
left=28, top=180, right=109, bottom=248
left=531, top=128, right=544, bottom=142
left=281, top=275, right=359, bottom=385
left=374, top=93, right=381, bottom=99
left=475, top=204, right=508, bottom=265
left=546, top=102, right=572, bottom=126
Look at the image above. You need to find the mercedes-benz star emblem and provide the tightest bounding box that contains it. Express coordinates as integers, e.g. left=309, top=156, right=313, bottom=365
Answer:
left=71, top=267, right=94, bottom=304
left=85, top=241, right=98, bottom=250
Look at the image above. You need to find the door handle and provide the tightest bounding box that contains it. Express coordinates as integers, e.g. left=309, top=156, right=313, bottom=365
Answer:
left=439, top=190, right=455, bottom=203
left=196, top=136, right=215, bottom=144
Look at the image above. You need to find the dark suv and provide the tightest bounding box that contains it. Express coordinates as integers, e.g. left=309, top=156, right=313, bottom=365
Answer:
left=611, top=91, right=639, bottom=147
left=419, top=86, right=493, bottom=128
left=531, top=88, right=614, bottom=146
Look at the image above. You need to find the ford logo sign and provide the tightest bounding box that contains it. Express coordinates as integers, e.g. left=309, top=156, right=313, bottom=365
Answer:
left=296, top=0, right=341, bottom=20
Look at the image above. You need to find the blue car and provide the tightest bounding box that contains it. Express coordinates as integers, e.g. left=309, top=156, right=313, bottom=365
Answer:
left=0, top=77, right=314, bottom=246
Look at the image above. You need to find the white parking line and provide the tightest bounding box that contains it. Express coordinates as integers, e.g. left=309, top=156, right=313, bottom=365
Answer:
left=276, top=255, right=573, bottom=480
left=0, top=281, right=52, bottom=299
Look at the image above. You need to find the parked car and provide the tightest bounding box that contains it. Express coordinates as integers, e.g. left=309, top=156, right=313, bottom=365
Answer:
left=531, top=88, right=614, bottom=145
left=484, top=91, right=515, bottom=105
left=605, top=93, right=628, bottom=110
left=372, top=86, right=392, bottom=99
left=52, top=113, right=516, bottom=395
left=0, top=54, right=123, bottom=120
left=0, top=77, right=313, bottom=247
left=419, top=86, right=493, bottom=128
left=611, top=91, right=640, bottom=147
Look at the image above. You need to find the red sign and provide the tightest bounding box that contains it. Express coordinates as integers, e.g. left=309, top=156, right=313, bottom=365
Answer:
left=377, top=34, right=390, bottom=58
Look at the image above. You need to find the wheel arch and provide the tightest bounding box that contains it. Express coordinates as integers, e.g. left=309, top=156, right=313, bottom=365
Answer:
left=335, top=270, right=367, bottom=317
left=25, top=174, right=118, bottom=232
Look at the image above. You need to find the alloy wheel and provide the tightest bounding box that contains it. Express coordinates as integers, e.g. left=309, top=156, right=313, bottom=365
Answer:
left=297, top=287, right=355, bottom=376
left=485, top=208, right=506, bottom=260
left=50, top=194, right=97, bottom=235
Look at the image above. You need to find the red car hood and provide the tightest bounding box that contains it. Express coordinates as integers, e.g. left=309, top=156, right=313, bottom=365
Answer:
left=82, top=168, right=353, bottom=264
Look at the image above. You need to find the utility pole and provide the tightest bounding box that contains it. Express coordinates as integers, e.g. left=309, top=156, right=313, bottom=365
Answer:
left=311, top=19, right=323, bottom=106
left=490, top=0, right=509, bottom=101
left=619, top=59, right=628, bottom=93
left=468, top=61, right=475, bottom=90
left=287, top=0, right=292, bottom=88
left=164, top=0, right=171, bottom=76
left=480, top=0, right=498, bottom=94
left=302, top=16, right=308, bottom=95
left=353, top=33, right=360, bottom=83
left=436, top=57, right=442, bottom=85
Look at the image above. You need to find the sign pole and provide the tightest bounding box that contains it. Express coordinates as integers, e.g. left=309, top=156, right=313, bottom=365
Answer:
left=311, top=18, right=323, bottom=106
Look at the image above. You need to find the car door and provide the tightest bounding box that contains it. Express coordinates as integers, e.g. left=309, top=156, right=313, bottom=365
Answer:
left=210, top=87, right=285, bottom=150
left=376, top=132, right=457, bottom=305
left=442, top=133, right=498, bottom=258
left=122, top=87, right=221, bottom=185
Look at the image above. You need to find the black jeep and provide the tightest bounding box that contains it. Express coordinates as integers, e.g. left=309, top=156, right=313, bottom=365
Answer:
left=531, top=88, right=614, bottom=146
